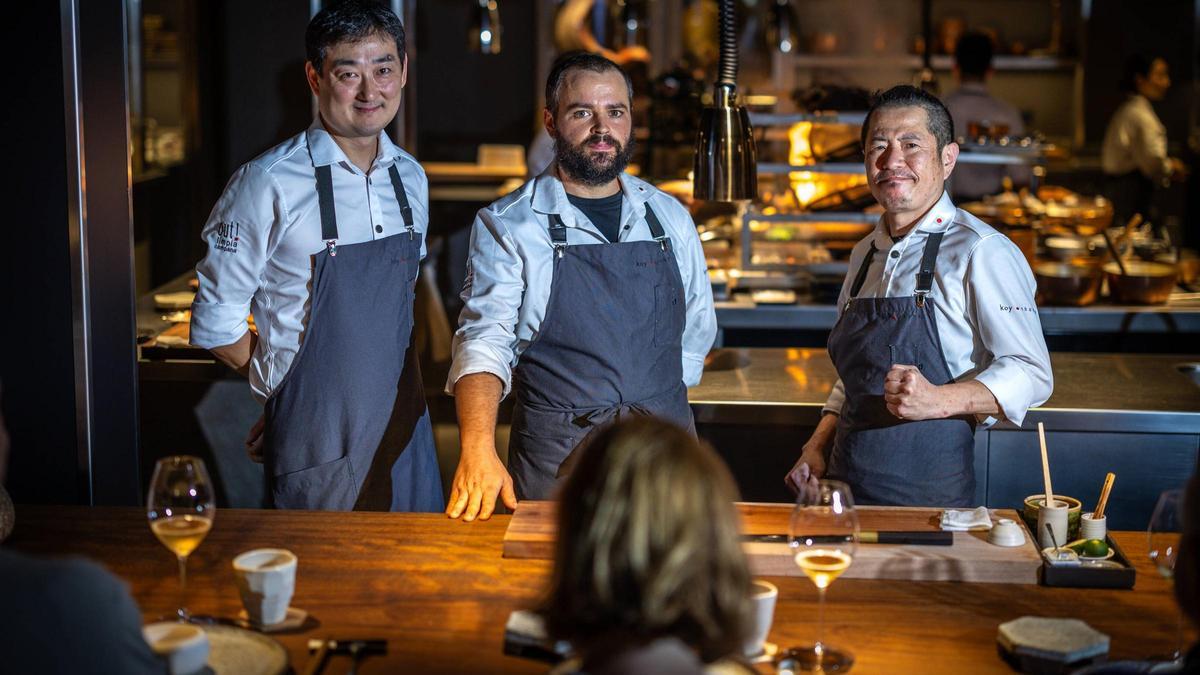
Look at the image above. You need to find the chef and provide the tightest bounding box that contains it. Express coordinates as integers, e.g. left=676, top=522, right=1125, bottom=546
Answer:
left=1101, top=54, right=1187, bottom=228
left=785, top=85, right=1053, bottom=506
left=189, top=1, right=442, bottom=512
left=444, top=52, right=716, bottom=521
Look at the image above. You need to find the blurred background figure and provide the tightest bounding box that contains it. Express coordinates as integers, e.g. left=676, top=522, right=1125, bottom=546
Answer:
left=942, top=31, right=1028, bottom=200
left=1102, top=54, right=1188, bottom=229
left=539, top=417, right=755, bottom=674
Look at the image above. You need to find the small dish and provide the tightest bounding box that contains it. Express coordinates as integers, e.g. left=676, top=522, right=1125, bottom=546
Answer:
left=143, top=622, right=210, bottom=675
left=988, top=518, right=1026, bottom=547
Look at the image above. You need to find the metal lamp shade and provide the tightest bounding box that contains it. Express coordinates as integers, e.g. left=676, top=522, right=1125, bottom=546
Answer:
left=693, top=99, right=757, bottom=202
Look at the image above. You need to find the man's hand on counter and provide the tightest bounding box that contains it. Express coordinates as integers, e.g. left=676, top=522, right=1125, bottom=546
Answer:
left=785, top=413, right=837, bottom=495
left=883, top=365, right=1000, bottom=420
left=447, top=373, right=517, bottom=522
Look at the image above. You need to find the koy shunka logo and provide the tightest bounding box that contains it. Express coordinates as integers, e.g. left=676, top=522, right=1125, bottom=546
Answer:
left=214, top=221, right=240, bottom=253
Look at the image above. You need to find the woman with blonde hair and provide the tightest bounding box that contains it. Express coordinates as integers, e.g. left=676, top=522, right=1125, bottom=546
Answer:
left=540, top=417, right=755, bottom=674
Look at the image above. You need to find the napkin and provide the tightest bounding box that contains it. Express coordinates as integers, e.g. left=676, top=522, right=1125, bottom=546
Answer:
left=940, top=506, right=993, bottom=531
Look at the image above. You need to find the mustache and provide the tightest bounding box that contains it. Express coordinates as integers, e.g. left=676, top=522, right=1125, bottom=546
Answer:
left=580, top=133, right=621, bottom=149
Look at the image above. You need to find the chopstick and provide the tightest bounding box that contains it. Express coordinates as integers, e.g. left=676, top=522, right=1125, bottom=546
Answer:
left=1038, top=422, right=1054, bottom=508
left=1094, top=472, right=1116, bottom=520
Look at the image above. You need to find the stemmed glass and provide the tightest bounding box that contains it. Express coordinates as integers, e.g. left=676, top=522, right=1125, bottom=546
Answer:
left=1148, top=488, right=1183, bottom=661
left=785, top=479, right=860, bottom=672
left=147, top=456, right=216, bottom=621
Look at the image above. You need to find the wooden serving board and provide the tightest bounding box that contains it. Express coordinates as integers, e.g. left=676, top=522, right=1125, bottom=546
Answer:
left=503, top=501, right=1042, bottom=585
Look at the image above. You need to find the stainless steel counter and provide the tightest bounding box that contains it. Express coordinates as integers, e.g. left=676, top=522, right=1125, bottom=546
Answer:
left=691, top=348, right=1200, bottom=433
left=715, top=296, right=1200, bottom=335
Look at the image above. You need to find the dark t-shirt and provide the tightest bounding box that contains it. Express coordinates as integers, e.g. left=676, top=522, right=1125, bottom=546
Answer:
left=566, top=192, right=624, bottom=244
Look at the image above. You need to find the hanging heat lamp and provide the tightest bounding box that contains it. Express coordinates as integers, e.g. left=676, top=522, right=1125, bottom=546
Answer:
left=693, top=0, right=757, bottom=202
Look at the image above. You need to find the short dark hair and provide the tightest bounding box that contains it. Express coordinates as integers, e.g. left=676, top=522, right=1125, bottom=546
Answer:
left=306, top=0, right=406, bottom=75
left=544, top=51, right=634, bottom=117
left=1120, top=54, right=1165, bottom=93
left=955, top=32, right=994, bottom=79
left=861, top=85, right=955, bottom=153
left=539, top=418, right=752, bottom=664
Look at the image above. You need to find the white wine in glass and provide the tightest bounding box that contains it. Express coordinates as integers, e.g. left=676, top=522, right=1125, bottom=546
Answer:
left=1148, top=488, right=1183, bottom=661
left=147, top=456, right=215, bottom=621
left=785, top=479, right=859, bottom=672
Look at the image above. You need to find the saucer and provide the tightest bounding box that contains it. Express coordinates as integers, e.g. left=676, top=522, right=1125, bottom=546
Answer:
left=236, top=607, right=308, bottom=633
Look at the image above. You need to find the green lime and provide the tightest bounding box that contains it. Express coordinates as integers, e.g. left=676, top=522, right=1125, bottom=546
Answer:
left=1082, top=539, right=1109, bottom=557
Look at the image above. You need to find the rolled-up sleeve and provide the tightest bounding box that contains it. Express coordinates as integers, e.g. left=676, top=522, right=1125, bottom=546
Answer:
left=446, top=210, right=525, bottom=397
left=964, top=235, right=1053, bottom=427
left=190, top=164, right=279, bottom=349
left=668, top=201, right=717, bottom=386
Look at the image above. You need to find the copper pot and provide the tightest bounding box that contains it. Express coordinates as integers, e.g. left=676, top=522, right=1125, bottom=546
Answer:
left=1103, top=261, right=1178, bottom=305
left=1035, top=262, right=1102, bottom=306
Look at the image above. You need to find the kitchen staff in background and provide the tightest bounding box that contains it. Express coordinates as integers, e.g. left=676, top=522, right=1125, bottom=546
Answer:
left=1101, top=54, right=1188, bottom=229
left=942, top=31, right=1028, bottom=200
left=190, top=1, right=442, bottom=512
left=785, top=85, right=1053, bottom=507
left=445, top=52, right=716, bottom=521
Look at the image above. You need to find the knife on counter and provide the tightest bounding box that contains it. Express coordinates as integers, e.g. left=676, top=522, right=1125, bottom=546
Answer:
left=742, top=531, right=954, bottom=546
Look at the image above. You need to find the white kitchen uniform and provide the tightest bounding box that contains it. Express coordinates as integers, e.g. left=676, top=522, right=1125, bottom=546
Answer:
left=446, top=167, right=716, bottom=396
left=1102, top=94, right=1172, bottom=181
left=190, top=120, right=429, bottom=404
left=822, top=191, right=1052, bottom=427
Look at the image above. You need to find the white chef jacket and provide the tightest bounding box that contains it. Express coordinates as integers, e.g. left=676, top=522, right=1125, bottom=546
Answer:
left=942, top=82, right=1028, bottom=198
left=446, top=166, right=716, bottom=397
left=190, top=120, right=429, bottom=403
left=823, top=191, right=1052, bottom=427
left=1101, top=94, right=1172, bottom=181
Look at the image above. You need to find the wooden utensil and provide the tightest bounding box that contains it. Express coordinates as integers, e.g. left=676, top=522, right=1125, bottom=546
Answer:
left=1102, top=229, right=1129, bottom=276
left=1094, top=472, right=1116, bottom=520
left=1038, top=422, right=1054, bottom=507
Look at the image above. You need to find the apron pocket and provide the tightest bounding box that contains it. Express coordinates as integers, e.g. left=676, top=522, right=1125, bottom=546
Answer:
left=652, top=283, right=682, bottom=347
left=888, top=344, right=924, bottom=371
left=272, top=455, right=357, bottom=510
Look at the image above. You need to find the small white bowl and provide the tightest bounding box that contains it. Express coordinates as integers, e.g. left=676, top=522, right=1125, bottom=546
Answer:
left=143, top=622, right=209, bottom=675
left=988, top=518, right=1026, bottom=547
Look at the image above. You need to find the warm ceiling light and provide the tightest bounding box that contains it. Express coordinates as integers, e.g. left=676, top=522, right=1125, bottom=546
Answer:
left=472, top=0, right=501, bottom=55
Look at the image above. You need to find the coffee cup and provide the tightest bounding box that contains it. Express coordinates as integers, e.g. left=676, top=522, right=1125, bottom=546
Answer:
left=143, top=622, right=209, bottom=675
left=1080, top=512, right=1107, bottom=541
left=1037, top=500, right=1069, bottom=549
left=233, top=548, right=297, bottom=626
left=743, top=579, right=778, bottom=657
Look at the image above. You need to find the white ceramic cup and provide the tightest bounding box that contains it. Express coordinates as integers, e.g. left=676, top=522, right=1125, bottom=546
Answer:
left=232, top=548, right=297, bottom=626
left=143, top=622, right=209, bottom=675
left=742, top=579, right=778, bottom=657
left=988, top=518, right=1026, bottom=547
left=1080, top=512, right=1107, bottom=541
left=1036, top=500, right=1069, bottom=549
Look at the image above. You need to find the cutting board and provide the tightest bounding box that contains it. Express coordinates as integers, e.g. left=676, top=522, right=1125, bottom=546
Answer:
left=503, top=501, right=1041, bottom=584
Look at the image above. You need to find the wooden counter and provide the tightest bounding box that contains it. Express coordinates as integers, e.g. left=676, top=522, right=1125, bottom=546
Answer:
left=5, top=506, right=1187, bottom=674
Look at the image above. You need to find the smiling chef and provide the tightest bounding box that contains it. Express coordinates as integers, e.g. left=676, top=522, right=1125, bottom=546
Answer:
left=785, top=85, right=1053, bottom=506
left=189, top=1, right=442, bottom=512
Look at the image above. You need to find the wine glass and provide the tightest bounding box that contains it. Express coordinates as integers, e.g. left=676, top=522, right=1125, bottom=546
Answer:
left=784, top=479, right=860, bottom=672
left=147, top=456, right=215, bottom=621
left=1148, top=488, right=1183, bottom=661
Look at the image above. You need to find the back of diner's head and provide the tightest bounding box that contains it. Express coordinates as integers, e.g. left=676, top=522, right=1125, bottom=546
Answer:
left=955, top=32, right=994, bottom=82
left=540, top=417, right=751, bottom=662
left=306, top=0, right=406, bottom=74
left=1175, top=471, right=1200, bottom=624
left=860, top=85, right=955, bottom=155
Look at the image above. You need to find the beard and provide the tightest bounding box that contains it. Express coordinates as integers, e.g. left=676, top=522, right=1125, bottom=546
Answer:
left=555, top=132, right=635, bottom=186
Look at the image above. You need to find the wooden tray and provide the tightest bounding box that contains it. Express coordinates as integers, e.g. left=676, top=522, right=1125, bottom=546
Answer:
left=503, top=501, right=1041, bottom=585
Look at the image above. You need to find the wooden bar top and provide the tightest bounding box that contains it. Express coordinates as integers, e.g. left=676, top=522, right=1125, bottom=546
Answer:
left=4, top=505, right=1187, bottom=674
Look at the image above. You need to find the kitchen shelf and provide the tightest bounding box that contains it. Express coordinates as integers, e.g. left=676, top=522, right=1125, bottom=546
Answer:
left=758, top=162, right=865, bottom=175
left=749, top=112, right=867, bottom=126
left=789, top=54, right=1076, bottom=72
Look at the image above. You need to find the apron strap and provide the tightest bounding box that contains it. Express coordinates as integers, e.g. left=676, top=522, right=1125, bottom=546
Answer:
left=915, top=231, right=945, bottom=307
left=644, top=204, right=671, bottom=251
left=387, top=164, right=416, bottom=240
left=548, top=213, right=568, bottom=258
left=849, top=243, right=877, bottom=299
left=315, top=164, right=339, bottom=255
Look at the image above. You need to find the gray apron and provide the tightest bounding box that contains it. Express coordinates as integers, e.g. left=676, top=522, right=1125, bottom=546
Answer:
left=826, top=232, right=976, bottom=506
left=262, top=163, right=443, bottom=512
left=508, top=204, right=695, bottom=500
